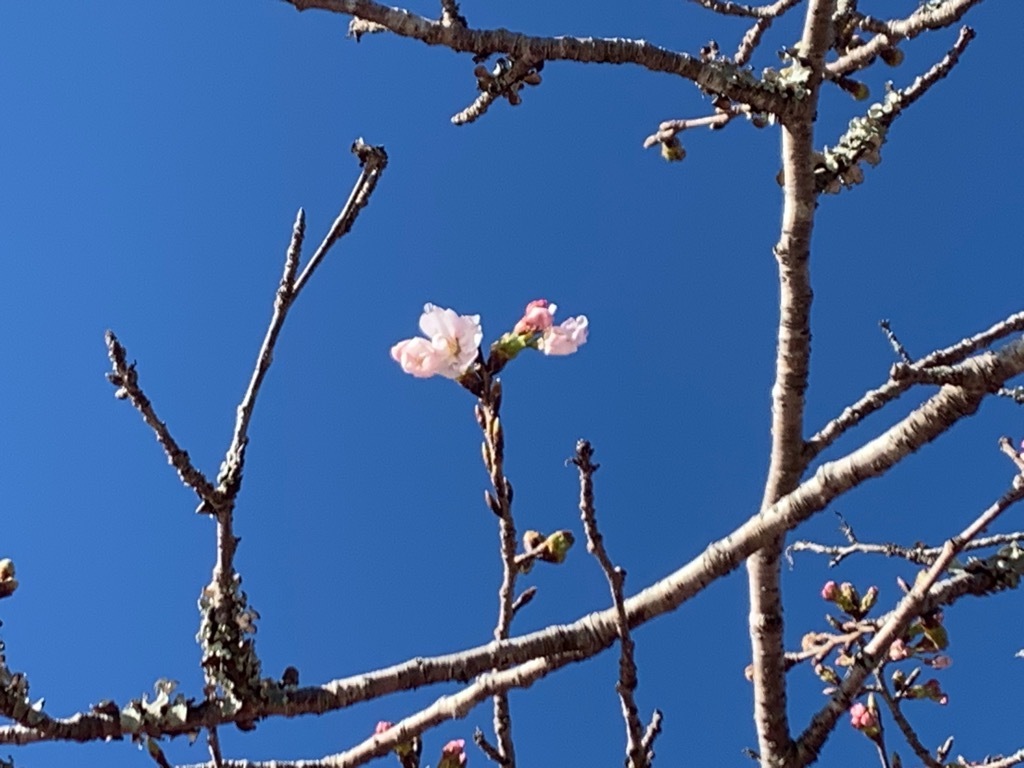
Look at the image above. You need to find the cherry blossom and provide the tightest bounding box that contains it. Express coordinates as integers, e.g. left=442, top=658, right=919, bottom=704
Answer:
left=391, top=304, right=482, bottom=379
left=539, top=315, right=589, bottom=356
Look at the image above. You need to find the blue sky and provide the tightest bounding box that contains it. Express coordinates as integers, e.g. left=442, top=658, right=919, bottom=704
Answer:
left=1, top=1, right=1022, bottom=766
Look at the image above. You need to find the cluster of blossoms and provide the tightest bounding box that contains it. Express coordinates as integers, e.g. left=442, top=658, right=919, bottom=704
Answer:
left=391, top=299, right=588, bottom=380
left=820, top=582, right=953, bottom=741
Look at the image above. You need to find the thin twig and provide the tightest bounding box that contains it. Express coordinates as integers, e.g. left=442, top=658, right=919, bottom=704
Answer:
left=640, top=710, right=664, bottom=761
left=452, top=57, right=542, bottom=126
left=962, top=747, right=1024, bottom=768
left=642, top=111, right=734, bottom=149
left=805, top=309, right=1024, bottom=462
left=999, top=437, right=1024, bottom=474
left=788, top=532, right=1024, bottom=567
left=829, top=0, right=981, bottom=76
left=572, top=440, right=649, bottom=768
left=475, top=372, right=519, bottom=767
left=215, top=138, right=387, bottom=543
left=145, top=737, right=174, bottom=768
left=208, top=726, right=224, bottom=768
left=875, top=678, right=943, bottom=768
left=293, top=140, right=388, bottom=293
left=879, top=320, right=912, bottom=364
left=733, top=0, right=803, bottom=64
left=452, top=91, right=498, bottom=125
left=510, top=587, right=536, bottom=617
left=474, top=729, right=505, bottom=765
left=104, top=331, right=218, bottom=506
left=439, top=0, right=465, bottom=27
left=687, top=0, right=801, bottom=19
left=219, top=142, right=386, bottom=502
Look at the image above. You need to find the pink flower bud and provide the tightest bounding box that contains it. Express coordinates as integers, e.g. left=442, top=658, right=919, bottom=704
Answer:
left=888, top=638, right=909, bottom=661
left=513, top=299, right=556, bottom=334
left=821, top=581, right=838, bottom=601
left=849, top=702, right=878, bottom=732
left=374, top=721, right=393, bottom=735
left=438, top=738, right=467, bottom=768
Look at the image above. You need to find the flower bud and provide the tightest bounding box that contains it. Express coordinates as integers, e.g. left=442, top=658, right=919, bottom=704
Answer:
left=438, top=738, right=467, bottom=768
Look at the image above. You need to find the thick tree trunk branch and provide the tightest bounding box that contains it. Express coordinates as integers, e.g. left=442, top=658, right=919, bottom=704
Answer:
left=747, top=2, right=833, bottom=764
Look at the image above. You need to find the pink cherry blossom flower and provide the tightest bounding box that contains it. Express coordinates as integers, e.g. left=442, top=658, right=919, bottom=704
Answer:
left=390, top=337, right=447, bottom=378
left=539, top=315, right=589, bottom=356
left=820, top=581, right=837, bottom=601
left=513, top=299, right=556, bottom=334
left=391, top=304, right=483, bottom=379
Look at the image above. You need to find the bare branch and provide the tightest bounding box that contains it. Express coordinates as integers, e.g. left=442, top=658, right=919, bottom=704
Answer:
left=963, top=747, right=1024, bottom=768
left=145, top=737, right=173, bottom=768
left=452, top=57, right=542, bottom=126
left=438, top=0, right=465, bottom=28
left=292, top=140, right=388, bottom=294
left=573, top=440, right=649, bottom=768
left=687, top=0, right=802, bottom=19
left=104, top=330, right=218, bottom=506
left=287, top=0, right=806, bottom=119
left=640, top=710, right=664, bottom=761
left=830, top=0, right=982, bottom=76
left=788, top=531, right=1024, bottom=567
left=1, top=526, right=1020, bottom=749
left=733, top=0, right=804, bottom=64
left=642, top=110, right=735, bottom=150
left=474, top=728, right=505, bottom=765
left=7, top=339, right=1024, bottom=746
left=208, top=727, right=224, bottom=768
left=216, top=139, right=387, bottom=517
left=475, top=373, right=519, bottom=766
left=451, top=91, right=498, bottom=126
left=805, top=309, right=1024, bottom=462
left=813, top=26, right=976, bottom=195
left=875, top=679, right=943, bottom=768
left=175, top=655, right=577, bottom=768
left=879, top=319, right=913, bottom=364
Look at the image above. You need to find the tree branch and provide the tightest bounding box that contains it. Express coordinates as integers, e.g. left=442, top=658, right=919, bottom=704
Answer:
left=8, top=338, right=1024, bottom=746
left=805, top=309, right=1024, bottom=462
left=748, top=2, right=834, bottom=764
left=287, top=0, right=806, bottom=119
left=794, top=472, right=1024, bottom=766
